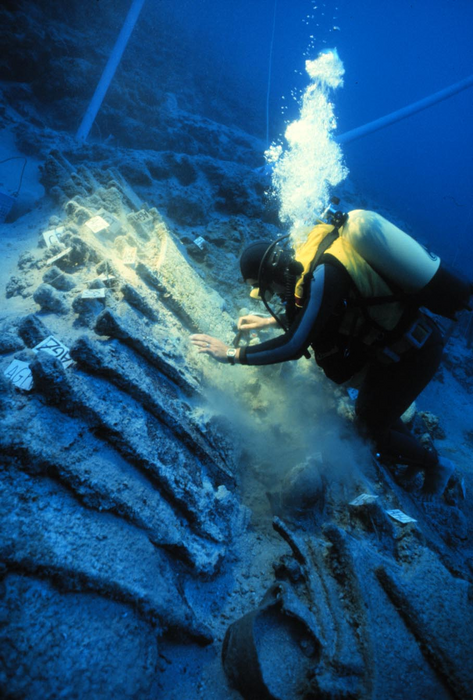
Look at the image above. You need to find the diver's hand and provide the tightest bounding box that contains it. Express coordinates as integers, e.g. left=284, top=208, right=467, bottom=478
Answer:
left=190, top=334, right=236, bottom=363
left=237, top=315, right=276, bottom=331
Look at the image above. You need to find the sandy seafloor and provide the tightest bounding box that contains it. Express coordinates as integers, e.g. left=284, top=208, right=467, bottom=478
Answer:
left=2, top=78, right=473, bottom=700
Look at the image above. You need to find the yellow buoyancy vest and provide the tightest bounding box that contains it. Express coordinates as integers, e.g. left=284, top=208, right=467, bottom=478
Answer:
left=294, top=221, right=405, bottom=336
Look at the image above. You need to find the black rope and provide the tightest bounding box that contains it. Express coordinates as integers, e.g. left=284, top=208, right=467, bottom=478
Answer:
left=257, top=234, right=290, bottom=331
left=0, top=157, right=28, bottom=197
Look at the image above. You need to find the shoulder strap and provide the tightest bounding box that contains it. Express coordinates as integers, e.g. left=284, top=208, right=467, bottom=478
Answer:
left=313, top=227, right=340, bottom=269
left=321, top=253, right=413, bottom=337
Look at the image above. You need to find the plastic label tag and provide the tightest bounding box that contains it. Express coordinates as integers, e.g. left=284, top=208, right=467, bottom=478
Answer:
left=85, top=215, right=110, bottom=233
left=46, top=247, right=72, bottom=266
left=33, top=335, right=73, bottom=368
left=4, top=360, right=33, bottom=391
left=194, top=236, right=206, bottom=250
left=122, top=246, right=137, bottom=266
left=350, top=493, right=378, bottom=507
left=129, top=209, right=154, bottom=232
left=81, top=289, right=106, bottom=299
left=97, top=273, right=116, bottom=283
left=42, top=226, right=65, bottom=248
left=386, top=509, right=417, bottom=524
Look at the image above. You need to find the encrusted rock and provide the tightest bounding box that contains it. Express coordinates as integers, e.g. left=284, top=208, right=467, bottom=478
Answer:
left=0, top=398, right=225, bottom=575
left=166, top=193, right=207, bottom=226
left=17, top=314, right=51, bottom=347
left=1, top=574, right=160, bottom=700
left=119, top=160, right=153, bottom=187
left=135, top=262, right=199, bottom=331
left=5, top=273, right=35, bottom=298
left=268, top=457, right=327, bottom=520
left=121, top=283, right=160, bottom=321
left=72, top=292, right=108, bottom=328
left=64, top=199, right=93, bottom=225
left=0, top=331, right=25, bottom=354
left=30, top=351, right=73, bottom=405
left=17, top=251, right=37, bottom=270
left=68, top=235, right=102, bottom=266
left=42, top=265, right=76, bottom=291
left=30, top=348, right=232, bottom=542
left=33, top=283, right=69, bottom=314
left=166, top=153, right=198, bottom=186
left=0, top=370, right=14, bottom=408
left=94, top=308, right=199, bottom=396
left=70, top=334, right=233, bottom=484
left=417, top=411, right=446, bottom=439
left=0, top=468, right=212, bottom=643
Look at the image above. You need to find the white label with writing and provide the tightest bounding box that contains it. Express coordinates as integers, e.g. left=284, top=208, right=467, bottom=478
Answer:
left=42, top=226, right=65, bottom=248
left=81, top=289, right=106, bottom=299
left=386, top=509, right=417, bottom=524
left=122, top=246, right=137, bottom=265
left=97, top=273, right=116, bottom=283
left=4, top=360, right=33, bottom=391
left=350, top=493, right=379, bottom=507
left=46, top=247, right=72, bottom=266
left=85, top=215, right=110, bottom=233
left=131, top=210, right=153, bottom=230
left=33, top=335, right=73, bottom=368
left=194, top=236, right=206, bottom=250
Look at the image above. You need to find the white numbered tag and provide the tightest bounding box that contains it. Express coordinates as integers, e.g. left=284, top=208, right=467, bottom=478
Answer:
left=194, top=236, right=206, bottom=250
left=42, top=226, right=65, bottom=248
left=85, top=215, right=110, bottom=233
left=386, top=509, right=417, bottom=524
left=122, top=246, right=137, bottom=266
left=129, top=209, right=154, bottom=231
left=350, top=493, right=378, bottom=507
left=81, top=289, right=106, bottom=299
left=97, top=273, right=116, bottom=283
left=4, top=360, right=33, bottom=391
left=46, top=247, right=72, bottom=266
left=33, top=335, right=73, bottom=368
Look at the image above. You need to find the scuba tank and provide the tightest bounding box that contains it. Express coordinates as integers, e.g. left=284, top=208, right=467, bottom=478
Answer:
left=341, top=210, right=440, bottom=294
left=297, top=205, right=471, bottom=321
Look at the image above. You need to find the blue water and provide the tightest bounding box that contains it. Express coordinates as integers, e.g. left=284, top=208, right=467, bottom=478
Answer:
left=154, top=0, right=473, bottom=277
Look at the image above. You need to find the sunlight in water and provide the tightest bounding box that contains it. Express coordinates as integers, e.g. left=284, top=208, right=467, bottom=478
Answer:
left=267, top=49, right=348, bottom=243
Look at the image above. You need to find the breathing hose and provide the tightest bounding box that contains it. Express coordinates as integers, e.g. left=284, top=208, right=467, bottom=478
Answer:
left=0, top=157, right=28, bottom=197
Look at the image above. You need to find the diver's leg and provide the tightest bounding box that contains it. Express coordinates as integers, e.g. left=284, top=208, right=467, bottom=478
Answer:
left=355, top=326, right=451, bottom=495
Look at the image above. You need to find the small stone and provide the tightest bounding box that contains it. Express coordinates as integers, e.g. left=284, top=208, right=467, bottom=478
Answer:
left=43, top=266, right=76, bottom=292
left=33, top=283, right=69, bottom=315
left=18, top=314, right=51, bottom=347
left=0, top=332, right=25, bottom=354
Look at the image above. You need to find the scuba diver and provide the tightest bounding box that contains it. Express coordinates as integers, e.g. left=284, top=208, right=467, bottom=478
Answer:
left=190, top=209, right=472, bottom=499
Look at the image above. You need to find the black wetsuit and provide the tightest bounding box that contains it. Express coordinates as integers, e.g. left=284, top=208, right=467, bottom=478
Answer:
left=239, top=263, right=444, bottom=469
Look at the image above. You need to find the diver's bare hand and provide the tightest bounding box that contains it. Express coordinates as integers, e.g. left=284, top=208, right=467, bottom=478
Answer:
left=237, top=315, right=276, bottom=331
left=190, top=334, right=232, bottom=363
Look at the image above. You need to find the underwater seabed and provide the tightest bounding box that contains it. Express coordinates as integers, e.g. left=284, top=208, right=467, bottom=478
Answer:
left=1, top=125, right=473, bottom=699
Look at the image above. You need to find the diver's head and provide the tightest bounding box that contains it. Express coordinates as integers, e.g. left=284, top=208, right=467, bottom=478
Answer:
left=239, top=241, right=271, bottom=284
left=239, top=239, right=302, bottom=300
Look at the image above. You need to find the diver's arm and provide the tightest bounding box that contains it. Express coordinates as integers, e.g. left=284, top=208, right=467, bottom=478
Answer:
left=237, top=315, right=277, bottom=331
left=239, top=264, right=348, bottom=366
left=190, top=333, right=242, bottom=362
